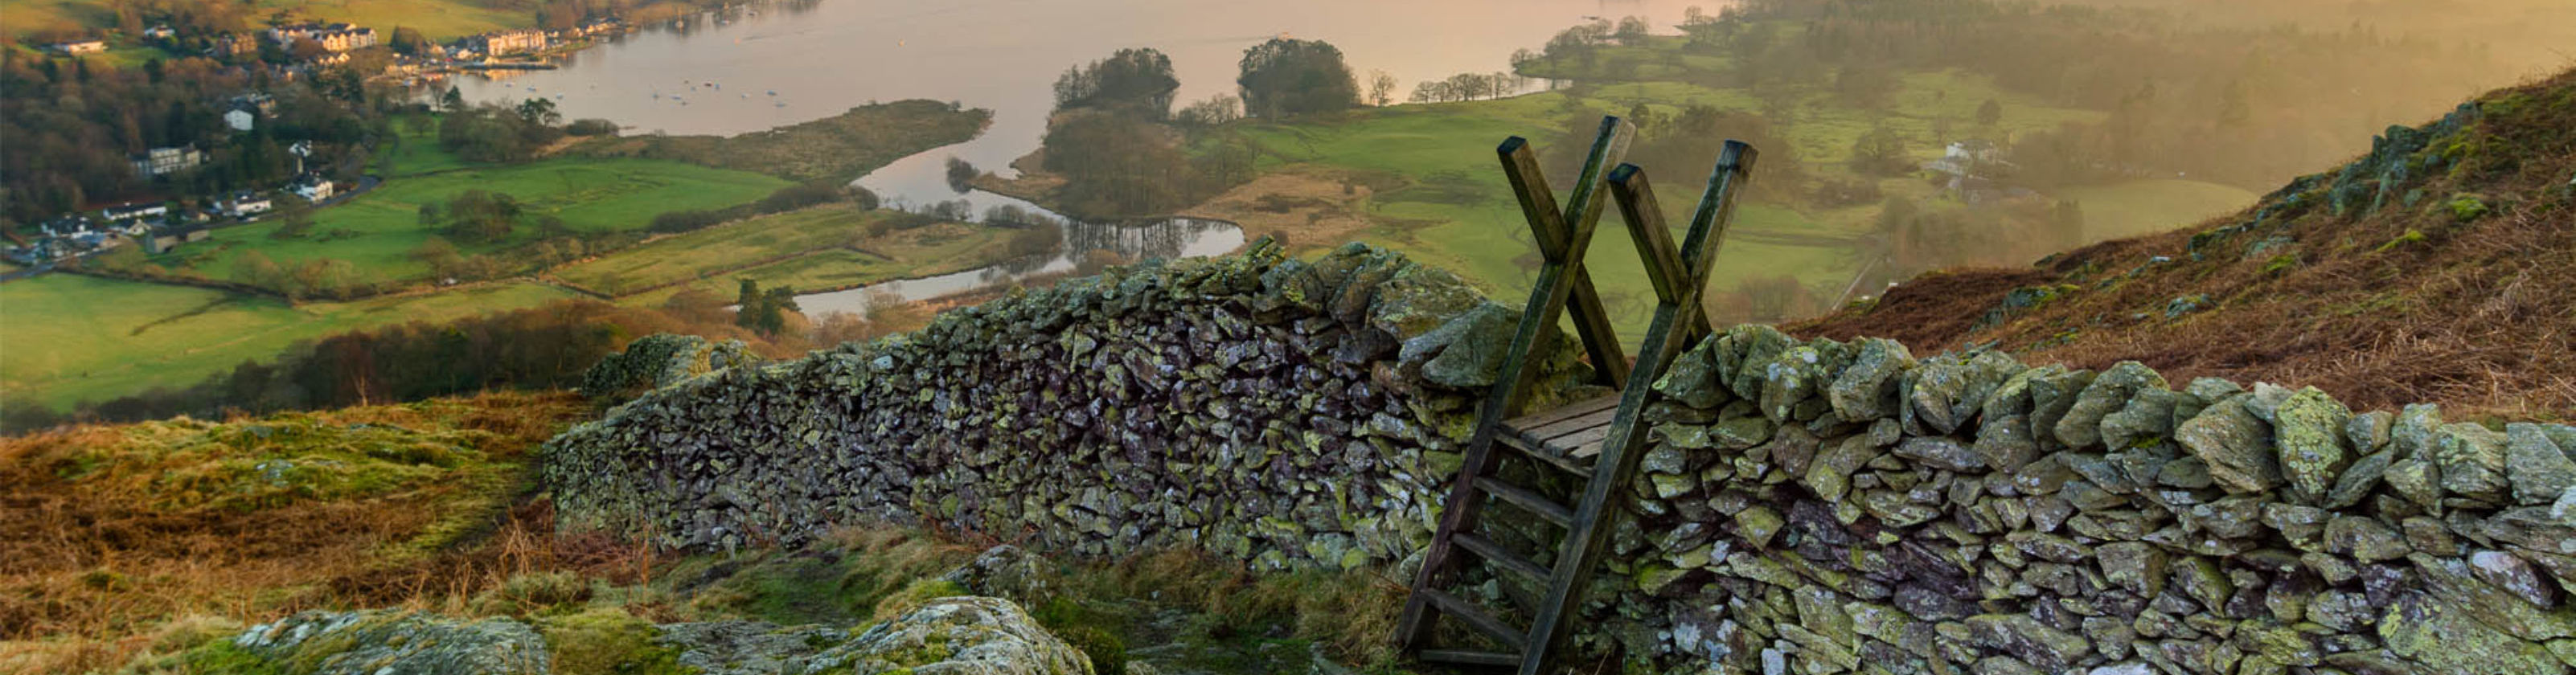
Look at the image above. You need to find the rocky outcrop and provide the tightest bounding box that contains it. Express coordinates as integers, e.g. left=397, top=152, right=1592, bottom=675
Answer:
left=581, top=333, right=766, bottom=403
left=544, top=244, right=2576, bottom=674
left=806, top=596, right=1094, bottom=675
left=224, top=597, right=1090, bottom=675
left=544, top=240, right=1594, bottom=567
left=233, top=610, right=552, bottom=675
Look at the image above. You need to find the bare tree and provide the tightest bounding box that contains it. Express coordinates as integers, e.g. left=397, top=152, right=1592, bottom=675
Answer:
left=1368, top=70, right=1398, bottom=107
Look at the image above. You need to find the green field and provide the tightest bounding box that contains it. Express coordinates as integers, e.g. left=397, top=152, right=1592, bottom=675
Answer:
left=167, top=158, right=786, bottom=289
left=552, top=206, right=884, bottom=296
left=0, top=274, right=576, bottom=411
left=1231, top=92, right=1894, bottom=333
left=1207, top=35, right=2240, bottom=333
left=601, top=217, right=1019, bottom=308
left=383, top=117, right=478, bottom=178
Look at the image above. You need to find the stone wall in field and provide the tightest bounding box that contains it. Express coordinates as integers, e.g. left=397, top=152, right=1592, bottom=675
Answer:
left=541, top=240, right=1595, bottom=567
left=544, top=244, right=2576, bottom=674
left=1565, top=325, right=2576, bottom=675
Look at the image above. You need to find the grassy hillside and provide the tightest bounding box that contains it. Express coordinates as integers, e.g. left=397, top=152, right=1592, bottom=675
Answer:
left=1796, top=68, right=2576, bottom=418
left=1190, top=66, right=2249, bottom=336
left=0, top=392, right=593, bottom=673
left=551, top=205, right=1024, bottom=306
left=174, top=158, right=787, bottom=288
left=0, top=391, right=1414, bottom=675
left=0, top=274, right=577, bottom=411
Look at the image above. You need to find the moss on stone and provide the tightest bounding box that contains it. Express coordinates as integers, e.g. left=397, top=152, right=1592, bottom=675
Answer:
left=537, top=608, right=691, bottom=675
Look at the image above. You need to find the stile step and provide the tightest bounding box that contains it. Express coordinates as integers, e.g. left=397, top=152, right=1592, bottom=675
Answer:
left=1497, top=434, right=1595, bottom=480
left=1476, top=476, right=1573, bottom=526
left=1420, top=587, right=1529, bottom=651
left=1452, top=532, right=1551, bottom=581
left=1418, top=648, right=1523, bottom=666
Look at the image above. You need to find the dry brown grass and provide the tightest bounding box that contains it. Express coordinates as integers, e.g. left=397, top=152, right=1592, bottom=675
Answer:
left=1797, top=68, right=2576, bottom=419
left=1179, top=169, right=1383, bottom=254
left=0, top=391, right=658, bottom=674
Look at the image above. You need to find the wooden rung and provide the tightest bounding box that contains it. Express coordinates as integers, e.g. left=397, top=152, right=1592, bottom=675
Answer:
left=1454, top=532, right=1551, bottom=580
left=1477, top=476, right=1573, bottom=526
left=1503, top=395, right=1620, bottom=430
left=1515, top=407, right=1618, bottom=442
left=1419, top=648, right=1523, bottom=666
left=1497, top=435, right=1594, bottom=480
left=1421, top=588, right=1529, bottom=651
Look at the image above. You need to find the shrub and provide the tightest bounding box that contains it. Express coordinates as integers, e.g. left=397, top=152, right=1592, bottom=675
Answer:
left=564, top=118, right=620, bottom=137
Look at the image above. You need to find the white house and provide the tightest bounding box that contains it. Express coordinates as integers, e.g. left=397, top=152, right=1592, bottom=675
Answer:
left=225, top=108, right=256, bottom=132
left=143, top=25, right=177, bottom=39
left=266, top=22, right=377, bottom=51
left=131, top=145, right=206, bottom=178
left=1923, top=140, right=2007, bottom=179
left=221, top=192, right=273, bottom=217
left=100, top=202, right=170, bottom=222
left=47, top=40, right=106, bottom=55
left=292, top=176, right=335, bottom=202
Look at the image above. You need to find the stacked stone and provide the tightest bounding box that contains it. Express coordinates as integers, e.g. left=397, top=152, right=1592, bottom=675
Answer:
left=540, top=240, right=1591, bottom=571
left=580, top=333, right=766, bottom=403
left=1604, top=325, right=2576, bottom=675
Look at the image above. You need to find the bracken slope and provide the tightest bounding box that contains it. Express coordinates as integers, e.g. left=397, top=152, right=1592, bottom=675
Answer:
left=1796, top=68, right=2576, bottom=419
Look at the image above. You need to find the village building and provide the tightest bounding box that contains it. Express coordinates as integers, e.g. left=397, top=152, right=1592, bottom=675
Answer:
left=219, top=192, right=274, bottom=218
left=100, top=202, right=170, bottom=222
left=47, top=39, right=107, bottom=55
left=1922, top=139, right=2029, bottom=203
left=131, top=145, right=206, bottom=178
left=142, top=227, right=213, bottom=255
left=225, top=108, right=256, bottom=132
left=143, top=25, right=177, bottom=39
left=292, top=175, right=336, bottom=202
left=230, top=92, right=277, bottom=116
left=207, top=33, right=260, bottom=57
left=467, top=29, right=548, bottom=56
left=266, top=22, right=378, bottom=51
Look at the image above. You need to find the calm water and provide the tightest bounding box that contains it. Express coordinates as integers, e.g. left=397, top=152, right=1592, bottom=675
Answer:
left=453, top=0, right=1725, bottom=313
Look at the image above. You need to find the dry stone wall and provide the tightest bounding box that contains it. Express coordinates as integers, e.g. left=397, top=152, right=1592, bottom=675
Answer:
left=543, top=240, right=1594, bottom=567
left=1571, top=325, right=2576, bottom=674
left=544, top=246, right=2576, bottom=674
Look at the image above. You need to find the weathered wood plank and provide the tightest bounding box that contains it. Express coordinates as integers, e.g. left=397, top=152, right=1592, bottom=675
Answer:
left=1519, top=407, right=1617, bottom=442
left=1501, top=394, right=1620, bottom=431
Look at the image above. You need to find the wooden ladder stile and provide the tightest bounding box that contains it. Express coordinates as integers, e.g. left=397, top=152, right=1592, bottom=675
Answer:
left=1395, top=117, right=1758, bottom=674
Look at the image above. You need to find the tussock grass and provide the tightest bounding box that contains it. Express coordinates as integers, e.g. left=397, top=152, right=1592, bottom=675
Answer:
left=0, top=391, right=623, bottom=674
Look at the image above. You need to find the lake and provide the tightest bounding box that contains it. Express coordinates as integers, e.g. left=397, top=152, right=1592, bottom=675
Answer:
left=453, top=0, right=1727, bottom=312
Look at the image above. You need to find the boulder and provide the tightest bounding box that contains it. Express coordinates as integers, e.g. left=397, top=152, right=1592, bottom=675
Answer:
left=232, top=610, right=551, bottom=675
left=806, top=596, right=1093, bottom=675
left=2175, top=397, right=2281, bottom=493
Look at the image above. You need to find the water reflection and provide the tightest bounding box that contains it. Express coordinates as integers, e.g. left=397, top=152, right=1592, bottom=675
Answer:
left=791, top=214, right=1244, bottom=317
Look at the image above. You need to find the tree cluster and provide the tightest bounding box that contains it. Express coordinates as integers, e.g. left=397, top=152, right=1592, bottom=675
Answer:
left=1407, top=72, right=1522, bottom=104
left=1235, top=38, right=1360, bottom=119
left=732, top=279, right=802, bottom=336
left=420, top=189, right=556, bottom=245
left=1, top=51, right=384, bottom=224
left=434, top=96, right=568, bottom=163
left=1052, top=47, right=1181, bottom=119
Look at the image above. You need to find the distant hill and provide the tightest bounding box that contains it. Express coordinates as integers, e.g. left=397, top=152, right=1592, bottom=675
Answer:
left=1796, top=68, right=2576, bottom=418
